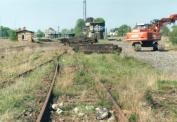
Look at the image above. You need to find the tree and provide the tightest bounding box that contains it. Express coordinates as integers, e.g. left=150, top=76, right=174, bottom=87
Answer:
left=161, top=26, right=170, bottom=36
left=117, top=24, right=131, bottom=37
left=36, top=30, right=44, bottom=38
left=169, top=25, right=177, bottom=44
left=48, top=27, right=55, bottom=31
left=95, top=18, right=105, bottom=23
left=9, top=30, right=17, bottom=41
left=0, top=26, right=11, bottom=37
left=74, top=19, right=85, bottom=37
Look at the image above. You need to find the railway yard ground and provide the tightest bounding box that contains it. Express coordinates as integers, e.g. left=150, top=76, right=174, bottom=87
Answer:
left=0, top=39, right=177, bottom=122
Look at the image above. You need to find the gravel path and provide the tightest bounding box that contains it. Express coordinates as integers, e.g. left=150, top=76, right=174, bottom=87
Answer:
left=112, top=41, right=177, bottom=74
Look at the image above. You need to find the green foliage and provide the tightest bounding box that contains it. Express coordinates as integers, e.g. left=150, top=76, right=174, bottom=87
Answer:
left=117, top=24, right=131, bottom=37
left=169, top=25, right=177, bottom=44
left=144, top=90, right=155, bottom=106
left=100, top=79, right=108, bottom=83
left=96, top=101, right=112, bottom=109
left=0, top=26, right=11, bottom=37
left=74, top=19, right=85, bottom=37
left=75, top=70, right=92, bottom=84
left=9, top=30, right=17, bottom=41
left=95, top=18, right=105, bottom=23
left=162, top=26, right=170, bottom=36
left=158, top=80, right=177, bottom=89
left=129, top=113, right=139, bottom=122
left=36, top=30, right=44, bottom=38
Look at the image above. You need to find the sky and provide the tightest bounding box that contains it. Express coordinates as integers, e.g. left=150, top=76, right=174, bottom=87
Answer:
left=0, top=0, right=176, bottom=32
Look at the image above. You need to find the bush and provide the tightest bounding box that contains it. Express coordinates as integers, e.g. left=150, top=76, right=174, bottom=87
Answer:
left=169, top=25, right=177, bottom=44
left=36, top=30, right=44, bottom=38
left=9, top=30, right=17, bottom=41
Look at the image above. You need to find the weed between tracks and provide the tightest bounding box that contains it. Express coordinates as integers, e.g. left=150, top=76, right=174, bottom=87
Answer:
left=52, top=54, right=112, bottom=121
left=54, top=53, right=177, bottom=122
left=0, top=44, right=64, bottom=122
left=0, top=50, right=60, bottom=82
left=0, top=62, right=55, bottom=121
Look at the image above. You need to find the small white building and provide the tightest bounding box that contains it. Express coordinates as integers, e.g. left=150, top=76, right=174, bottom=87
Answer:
left=44, top=28, right=61, bottom=39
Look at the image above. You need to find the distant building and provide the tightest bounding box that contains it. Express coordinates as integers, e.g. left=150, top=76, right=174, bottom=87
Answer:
left=17, top=27, right=34, bottom=42
left=44, top=28, right=61, bottom=39
left=109, top=28, right=118, bottom=36
left=85, top=17, right=105, bottom=39
left=64, top=33, right=75, bottom=38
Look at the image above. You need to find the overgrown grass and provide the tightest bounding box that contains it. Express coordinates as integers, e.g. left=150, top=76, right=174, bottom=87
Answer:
left=54, top=52, right=177, bottom=121
left=158, top=80, right=177, bottom=89
left=0, top=50, right=60, bottom=82
left=72, top=53, right=177, bottom=121
left=0, top=62, right=55, bottom=121
left=75, top=70, right=92, bottom=84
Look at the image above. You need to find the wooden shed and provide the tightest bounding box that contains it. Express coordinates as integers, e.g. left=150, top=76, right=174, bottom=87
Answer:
left=17, top=28, right=34, bottom=42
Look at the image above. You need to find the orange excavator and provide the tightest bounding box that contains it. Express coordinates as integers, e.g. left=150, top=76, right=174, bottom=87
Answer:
left=126, top=14, right=177, bottom=51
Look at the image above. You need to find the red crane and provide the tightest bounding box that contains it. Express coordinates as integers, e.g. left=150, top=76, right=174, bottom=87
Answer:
left=126, top=14, right=177, bottom=51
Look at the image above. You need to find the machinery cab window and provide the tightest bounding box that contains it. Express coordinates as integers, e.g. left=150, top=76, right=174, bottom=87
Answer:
left=135, top=24, right=151, bottom=30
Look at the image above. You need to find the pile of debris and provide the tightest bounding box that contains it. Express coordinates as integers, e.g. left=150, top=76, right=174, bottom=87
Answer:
left=73, top=44, right=121, bottom=54
left=51, top=102, right=115, bottom=121
left=38, top=39, right=52, bottom=42
left=59, top=37, right=122, bottom=54
left=59, top=37, right=98, bottom=45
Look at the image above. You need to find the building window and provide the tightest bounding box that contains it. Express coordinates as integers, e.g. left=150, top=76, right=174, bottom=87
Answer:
left=22, top=35, right=28, bottom=40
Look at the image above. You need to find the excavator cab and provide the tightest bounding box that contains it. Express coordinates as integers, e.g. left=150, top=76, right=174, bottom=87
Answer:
left=135, top=24, right=151, bottom=30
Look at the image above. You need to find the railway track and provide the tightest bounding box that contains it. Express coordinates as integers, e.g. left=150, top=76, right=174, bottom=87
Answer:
left=96, top=78, right=128, bottom=122
left=1, top=55, right=42, bottom=73
left=0, top=59, right=54, bottom=89
left=73, top=56, right=128, bottom=122
left=0, top=49, right=67, bottom=89
left=36, top=54, right=64, bottom=122
left=14, top=51, right=127, bottom=122
left=90, top=71, right=129, bottom=122
left=36, top=60, right=59, bottom=122
left=0, top=45, right=30, bottom=57
left=15, top=55, right=42, bottom=67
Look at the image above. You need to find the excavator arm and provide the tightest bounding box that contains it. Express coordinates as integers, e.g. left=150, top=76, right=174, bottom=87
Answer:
left=170, top=14, right=177, bottom=22
left=151, top=14, right=177, bottom=33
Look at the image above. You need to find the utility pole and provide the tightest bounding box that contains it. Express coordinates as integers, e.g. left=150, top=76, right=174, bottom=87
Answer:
left=83, top=0, right=87, bottom=21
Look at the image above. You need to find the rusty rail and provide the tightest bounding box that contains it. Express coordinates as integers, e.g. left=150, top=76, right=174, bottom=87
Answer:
left=93, top=75, right=129, bottom=122
left=0, top=59, right=54, bottom=88
left=36, top=60, right=59, bottom=122
left=74, top=56, right=128, bottom=122
left=36, top=52, right=66, bottom=122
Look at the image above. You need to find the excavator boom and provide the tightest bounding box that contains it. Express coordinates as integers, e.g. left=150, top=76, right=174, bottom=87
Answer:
left=151, top=14, right=177, bottom=32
